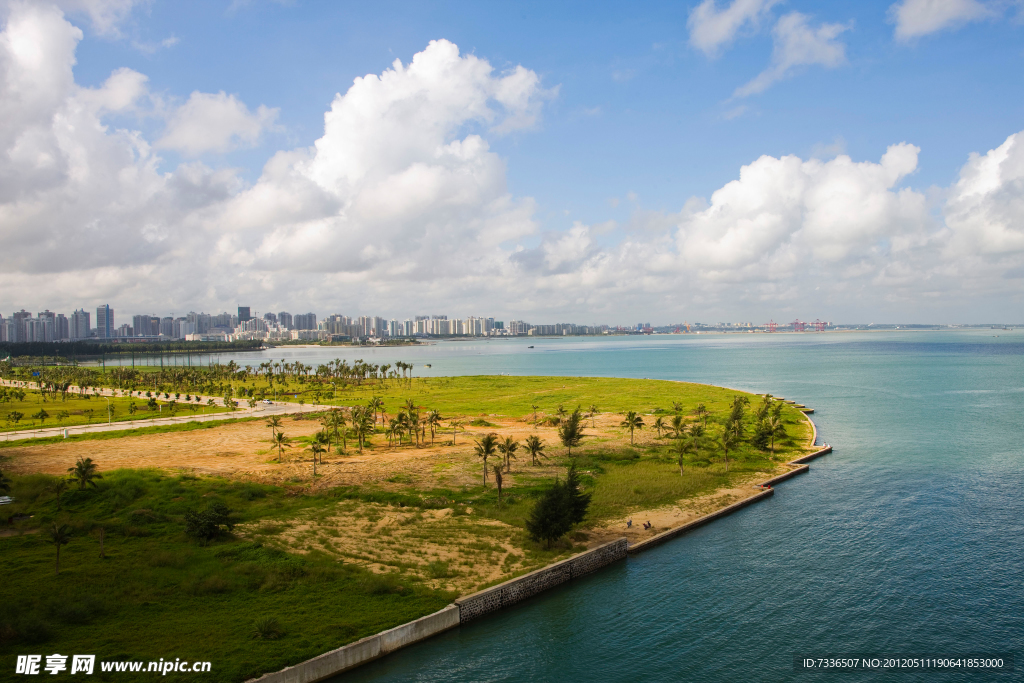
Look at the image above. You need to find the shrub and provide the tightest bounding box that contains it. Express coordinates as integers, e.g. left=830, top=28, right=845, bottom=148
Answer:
left=184, top=502, right=234, bottom=542
left=252, top=616, right=283, bottom=640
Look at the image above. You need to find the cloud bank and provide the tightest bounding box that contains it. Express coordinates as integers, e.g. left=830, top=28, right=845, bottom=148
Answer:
left=0, top=2, right=1022, bottom=322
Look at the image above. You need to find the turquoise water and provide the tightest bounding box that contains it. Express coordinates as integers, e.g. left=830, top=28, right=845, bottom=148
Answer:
left=235, top=332, right=1022, bottom=681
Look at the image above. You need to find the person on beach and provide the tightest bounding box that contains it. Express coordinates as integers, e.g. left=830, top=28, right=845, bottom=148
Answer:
left=626, top=518, right=632, bottom=528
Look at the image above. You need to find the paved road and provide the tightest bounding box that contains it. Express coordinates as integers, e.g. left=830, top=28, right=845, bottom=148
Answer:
left=0, top=379, right=324, bottom=442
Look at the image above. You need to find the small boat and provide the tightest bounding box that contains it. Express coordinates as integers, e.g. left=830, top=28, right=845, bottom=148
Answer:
left=527, top=345, right=534, bottom=348
left=425, top=364, right=432, bottom=368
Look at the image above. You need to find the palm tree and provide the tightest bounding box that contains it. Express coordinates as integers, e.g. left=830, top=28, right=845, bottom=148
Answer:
left=556, top=404, right=567, bottom=420
left=588, top=404, right=599, bottom=427
left=309, top=443, right=323, bottom=477
left=68, top=457, right=102, bottom=490
left=426, top=409, right=442, bottom=444
left=525, top=434, right=546, bottom=465
left=766, top=414, right=784, bottom=455
left=498, top=436, right=519, bottom=473
left=720, top=429, right=739, bottom=472
left=273, top=432, right=290, bottom=462
left=620, top=411, right=644, bottom=445
left=474, top=433, right=499, bottom=485
left=493, top=465, right=504, bottom=503
left=672, top=401, right=683, bottom=413
left=531, top=404, right=540, bottom=425
left=49, top=477, right=69, bottom=511
left=449, top=419, right=462, bottom=444
left=49, top=523, right=71, bottom=575
left=694, top=403, right=709, bottom=429
left=368, top=396, right=384, bottom=424
left=671, top=413, right=685, bottom=438
left=653, top=416, right=666, bottom=437
left=675, top=437, right=692, bottom=476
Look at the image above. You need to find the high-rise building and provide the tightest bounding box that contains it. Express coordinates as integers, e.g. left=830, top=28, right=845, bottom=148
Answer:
left=160, top=317, right=174, bottom=337
left=96, top=305, right=113, bottom=338
left=55, top=314, right=69, bottom=340
left=0, top=316, right=15, bottom=343
left=238, top=306, right=251, bottom=322
left=133, top=315, right=152, bottom=337
left=11, top=310, right=31, bottom=342
left=294, top=313, right=317, bottom=330
left=263, top=312, right=277, bottom=325
left=278, top=311, right=292, bottom=329
left=70, top=309, right=90, bottom=340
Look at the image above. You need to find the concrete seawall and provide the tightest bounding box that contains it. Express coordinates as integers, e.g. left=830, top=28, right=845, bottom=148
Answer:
left=247, top=605, right=460, bottom=683
left=456, top=538, right=628, bottom=622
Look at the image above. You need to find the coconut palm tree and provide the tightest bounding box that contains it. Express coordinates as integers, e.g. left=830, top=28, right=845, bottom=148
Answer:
left=671, top=413, right=685, bottom=439
left=531, top=404, right=540, bottom=425
left=309, top=443, right=323, bottom=477
left=694, top=403, right=709, bottom=429
left=449, top=419, right=462, bottom=444
left=525, top=434, right=546, bottom=465
left=68, top=457, right=102, bottom=490
left=498, top=436, right=519, bottom=473
left=474, top=433, right=499, bottom=485
left=425, top=409, right=442, bottom=444
left=588, top=404, right=599, bottom=427
left=272, top=432, right=290, bottom=462
left=653, top=416, right=666, bottom=438
left=493, top=465, right=504, bottom=503
left=675, top=437, right=693, bottom=476
left=368, top=396, right=384, bottom=424
left=620, top=411, right=644, bottom=445
left=49, top=477, right=68, bottom=511
left=766, top=414, right=784, bottom=455
left=49, top=523, right=71, bottom=575
left=720, top=429, right=739, bottom=472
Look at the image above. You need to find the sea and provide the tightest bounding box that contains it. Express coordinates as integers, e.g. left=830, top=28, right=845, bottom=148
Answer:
left=208, top=330, right=1023, bottom=682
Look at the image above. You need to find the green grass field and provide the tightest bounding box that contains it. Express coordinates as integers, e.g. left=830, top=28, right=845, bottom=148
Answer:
left=1, top=390, right=229, bottom=433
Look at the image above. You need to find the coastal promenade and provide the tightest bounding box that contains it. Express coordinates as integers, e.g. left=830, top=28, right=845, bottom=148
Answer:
left=0, top=379, right=320, bottom=442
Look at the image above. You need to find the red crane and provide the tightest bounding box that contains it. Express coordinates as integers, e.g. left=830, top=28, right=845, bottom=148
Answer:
left=813, top=319, right=826, bottom=332
left=791, top=319, right=806, bottom=332
left=766, top=320, right=778, bottom=333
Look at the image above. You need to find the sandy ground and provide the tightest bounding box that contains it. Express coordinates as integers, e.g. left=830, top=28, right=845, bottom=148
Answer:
left=2, top=410, right=813, bottom=592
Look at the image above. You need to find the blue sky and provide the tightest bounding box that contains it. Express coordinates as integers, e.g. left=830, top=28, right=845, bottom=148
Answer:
left=1, top=0, right=1023, bottom=323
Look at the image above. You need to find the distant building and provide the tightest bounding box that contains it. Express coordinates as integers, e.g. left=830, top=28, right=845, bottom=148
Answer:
left=160, top=317, right=174, bottom=337
left=238, top=306, right=251, bottom=322
left=96, top=305, right=114, bottom=338
left=70, top=309, right=90, bottom=340
left=278, top=311, right=292, bottom=329
left=294, top=312, right=317, bottom=330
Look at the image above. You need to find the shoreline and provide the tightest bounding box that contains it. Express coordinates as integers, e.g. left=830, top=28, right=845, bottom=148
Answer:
left=246, top=417, right=832, bottom=683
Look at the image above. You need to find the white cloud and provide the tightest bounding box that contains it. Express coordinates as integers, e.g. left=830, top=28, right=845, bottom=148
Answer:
left=157, top=91, right=279, bottom=156
left=734, top=12, right=851, bottom=97
left=53, top=0, right=143, bottom=38
left=1, top=3, right=1023, bottom=322
left=889, top=0, right=994, bottom=40
left=688, top=0, right=781, bottom=56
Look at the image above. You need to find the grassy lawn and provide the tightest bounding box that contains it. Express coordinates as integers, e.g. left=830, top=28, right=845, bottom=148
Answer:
left=0, top=470, right=453, bottom=682
left=1, top=389, right=229, bottom=433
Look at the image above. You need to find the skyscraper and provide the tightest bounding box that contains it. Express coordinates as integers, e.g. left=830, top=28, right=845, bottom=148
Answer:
left=70, top=309, right=90, bottom=340
left=278, top=311, right=292, bottom=329
left=96, top=305, right=113, bottom=338
left=238, top=306, right=251, bottom=322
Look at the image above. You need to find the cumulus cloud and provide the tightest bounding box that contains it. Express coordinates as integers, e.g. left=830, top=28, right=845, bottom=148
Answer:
left=688, top=0, right=781, bottom=56
left=157, top=91, right=280, bottom=156
left=889, top=0, right=994, bottom=40
left=1, top=2, right=1024, bottom=322
left=734, top=12, right=851, bottom=97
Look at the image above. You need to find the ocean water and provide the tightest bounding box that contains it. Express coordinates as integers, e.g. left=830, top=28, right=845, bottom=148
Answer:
left=226, top=331, right=1023, bottom=681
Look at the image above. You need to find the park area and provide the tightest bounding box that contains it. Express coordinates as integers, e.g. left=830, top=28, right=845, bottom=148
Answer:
left=0, top=376, right=815, bottom=681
